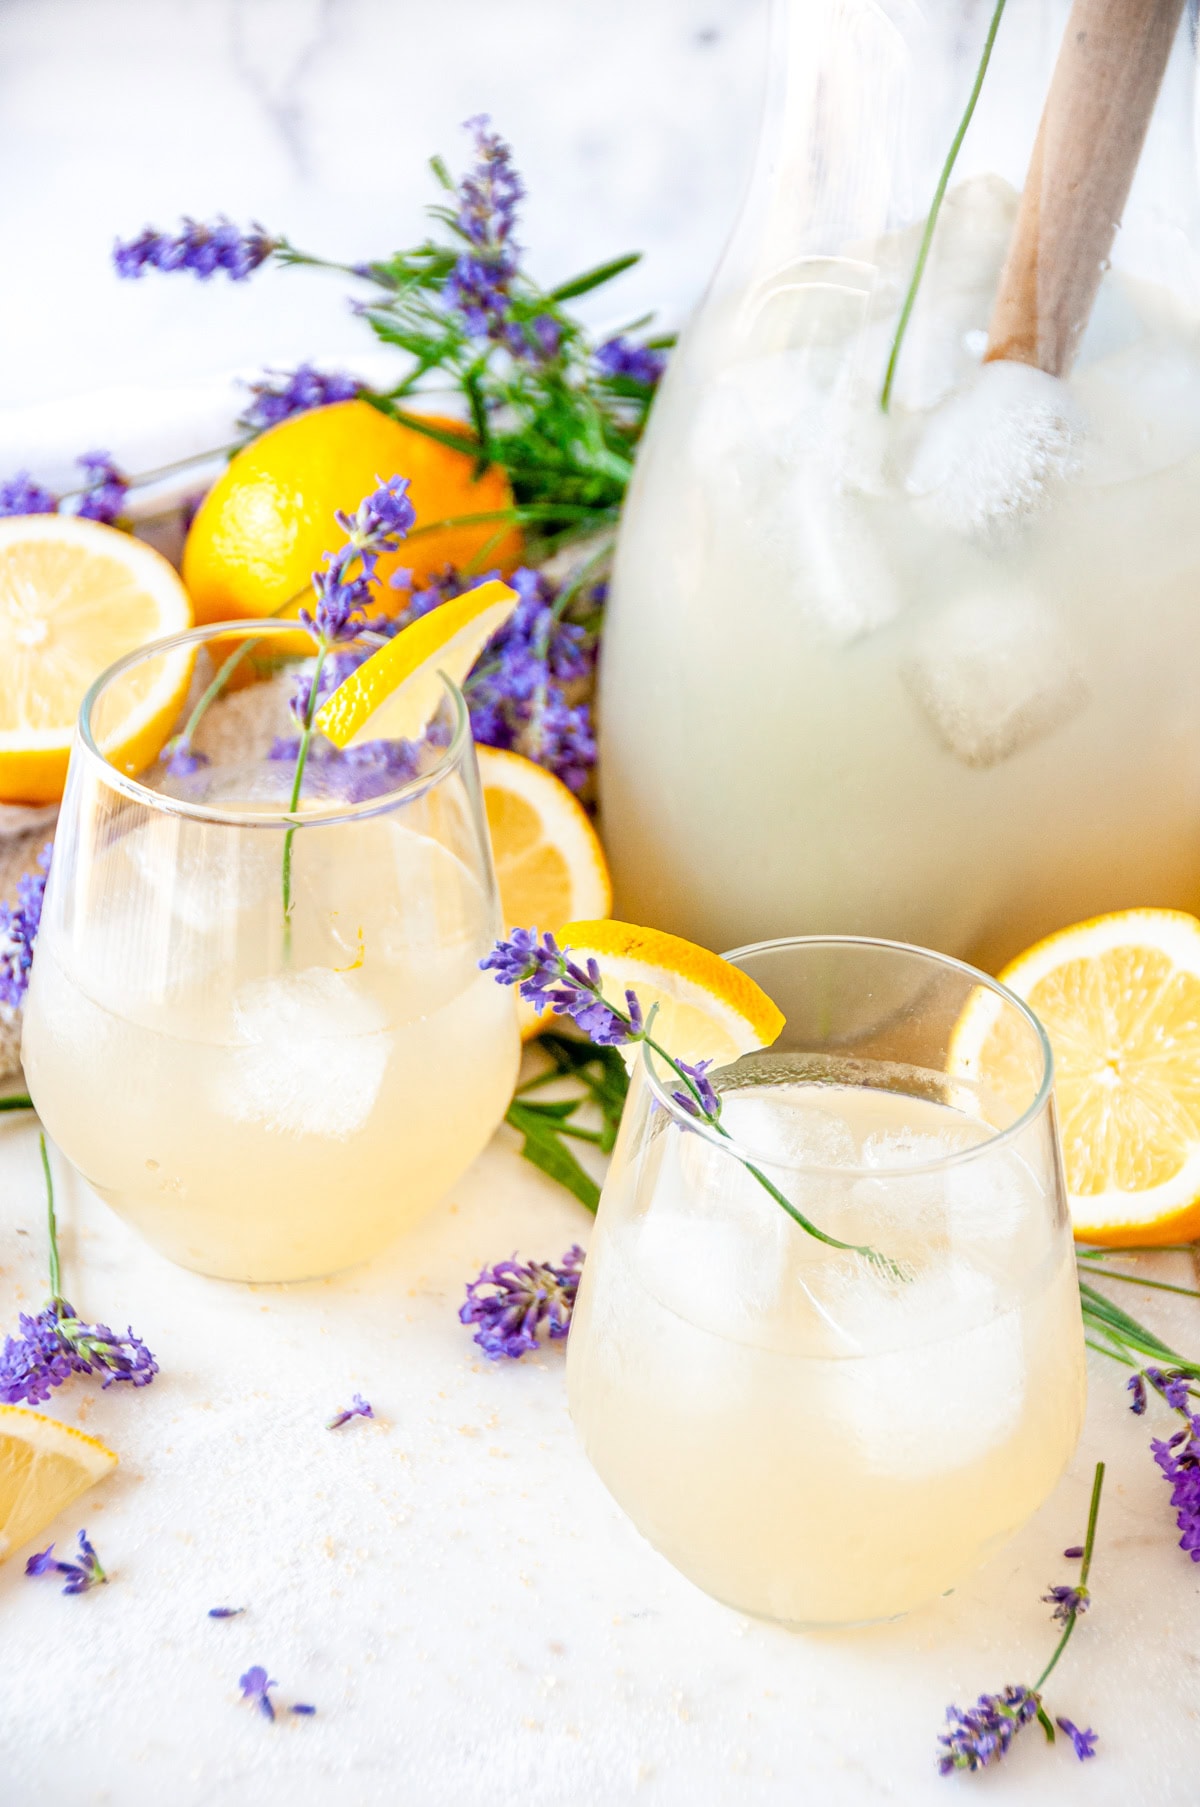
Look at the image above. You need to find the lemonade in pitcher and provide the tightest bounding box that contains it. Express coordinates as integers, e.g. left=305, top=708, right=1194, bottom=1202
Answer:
left=600, top=0, right=1200, bottom=969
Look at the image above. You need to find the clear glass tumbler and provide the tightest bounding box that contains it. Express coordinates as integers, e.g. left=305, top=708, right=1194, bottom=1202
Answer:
left=566, top=937, right=1086, bottom=1628
left=22, top=621, right=519, bottom=1283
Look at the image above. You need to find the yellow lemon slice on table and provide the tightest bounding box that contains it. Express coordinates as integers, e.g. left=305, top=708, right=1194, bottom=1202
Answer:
left=552, top=918, right=786, bottom=1070
left=315, top=580, right=519, bottom=749
left=478, top=746, right=612, bottom=1041
left=0, top=1405, right=118, bottom=1560
left=0, top=515, right=193, bottom=804
left=951, top=909, right=1200, bottom=1247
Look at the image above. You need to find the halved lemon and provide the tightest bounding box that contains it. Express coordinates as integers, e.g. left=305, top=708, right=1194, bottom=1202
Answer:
left=0, top=515, right=193, bottom=804
left=315, top=579, right=519, bottom=749
left=552, top=918, right=786, bottom=1069
left=952, top=909, right=1200, bottom=1246
left=0, top=1405, right=118, bottom=1560
left=479, top=747, right=611, bottom=1041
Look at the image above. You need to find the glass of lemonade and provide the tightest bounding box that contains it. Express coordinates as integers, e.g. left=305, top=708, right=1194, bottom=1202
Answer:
left=566, top=937, right=1086, bottom=1628
left=22, top=621, right=520, bottom=1283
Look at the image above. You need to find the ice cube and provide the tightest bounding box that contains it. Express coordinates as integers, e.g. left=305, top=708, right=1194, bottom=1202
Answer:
left=217, top=967, right=392, bottom=1139
left=906, top=360, right=1084, bottom=536
left=830, top=1260, right=1026, bottom=1474
left=904, top=590, right=1088, bottom=769
left=1073, top=337, right=1200, bottom=485
left=853, top=174, right=1021, bottom=414
left=692, top=354, right=903, bottom=643
left=721, top=1089, right=857, bottom=1170
left=633, top=1122, right=791, bottom=1338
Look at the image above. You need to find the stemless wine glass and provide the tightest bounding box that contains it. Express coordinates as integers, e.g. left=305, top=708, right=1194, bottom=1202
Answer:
left=566, top=937, right=1086, bottom=1628
left=22, top=621, right=519, bottom=1283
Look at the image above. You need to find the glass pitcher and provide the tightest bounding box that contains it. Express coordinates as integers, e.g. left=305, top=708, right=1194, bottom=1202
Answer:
left=599, top=0, right=1200, bottom=972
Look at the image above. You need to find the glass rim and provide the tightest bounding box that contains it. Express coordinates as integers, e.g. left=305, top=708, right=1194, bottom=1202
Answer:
left=638, top=934, right=1055, bottom=1178
left=76, top=618, right=472, bottom=829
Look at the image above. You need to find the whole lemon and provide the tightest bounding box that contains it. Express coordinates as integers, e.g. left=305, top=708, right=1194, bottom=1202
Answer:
left=183, top=399, right=522, bottom=624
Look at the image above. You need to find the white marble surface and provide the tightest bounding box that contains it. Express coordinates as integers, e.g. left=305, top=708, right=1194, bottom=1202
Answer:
left=1, top=1111, right=1199, bottom=1806
left=0, top=0, right=766, bottom=418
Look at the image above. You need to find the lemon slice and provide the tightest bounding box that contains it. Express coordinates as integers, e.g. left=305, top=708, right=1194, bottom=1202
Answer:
left=315, top=580, right=519, bottom=749
left=0, top=514, right=194, bottom=804
left=0, top=1405, right=118, bottom=1560
left=553, top=918, right=785, bottom=1070
left=951, top=908, right=1200, bottom=1246
left=479, top=747, right=612, bottom=1041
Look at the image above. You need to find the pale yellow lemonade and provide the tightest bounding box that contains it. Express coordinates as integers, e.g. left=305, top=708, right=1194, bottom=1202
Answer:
left=567, top=1066, right=1085, bottom=1626
left=23, top=804, right=519, bottom=1282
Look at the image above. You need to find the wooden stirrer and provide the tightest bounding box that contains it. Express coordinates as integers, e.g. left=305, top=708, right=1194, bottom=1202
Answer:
left=985, top=0, right=1186, bottom=377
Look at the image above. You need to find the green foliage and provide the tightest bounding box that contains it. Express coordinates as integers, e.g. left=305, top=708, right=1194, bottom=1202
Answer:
left=505, top=1032, right=631, bottom=1211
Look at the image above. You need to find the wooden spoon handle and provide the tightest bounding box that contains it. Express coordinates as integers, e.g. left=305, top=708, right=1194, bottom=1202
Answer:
left=985, top=0, right=1186, bottom=377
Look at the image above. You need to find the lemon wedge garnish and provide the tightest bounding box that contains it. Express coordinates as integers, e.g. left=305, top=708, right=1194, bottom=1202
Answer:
left=0, top=1405, right=118, bottom=1560
left=951, top=908, right=1200, bottom=1246
left=553, top=918, right=785, bottom=1070
left=315, top=579, right=518, bottom=748
left=478, top=747, right=611, bottom=1041
left=0, top=514, right=194, bottom=804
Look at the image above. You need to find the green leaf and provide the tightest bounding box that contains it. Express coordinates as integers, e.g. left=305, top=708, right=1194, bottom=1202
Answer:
left=429, top=153, right=454, bottom=192
left=1035, top=1702, right=1055, bottom=1745
left=549, top=253, right=642, bottom=302
left=506, top=1101, right=600, bottom=1212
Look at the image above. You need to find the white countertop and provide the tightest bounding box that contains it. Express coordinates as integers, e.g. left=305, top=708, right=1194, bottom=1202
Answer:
left=1, top=1111, right=1198, bottom=1806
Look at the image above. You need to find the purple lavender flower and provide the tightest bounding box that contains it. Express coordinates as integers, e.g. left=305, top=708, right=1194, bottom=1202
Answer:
left=671, top=1058, right=719, bottom=1119
left=1134, top=1367, right=1200, bottom=1560
left=1042, top=1583, right=1089, bottom=1626
left=456, top=114, right=524, bottom=252
left=74, top=450, right=129, bottom=525
left=1055, top=1717, right=1098, bottom=1761
left=1147, top=1366, right=1192, bottom=1411
left=0, top=1295, right=157, bottom=1406
left=299, top=477, right=415, bottom=645
left=0, top=842, right=52, bottom=1010
left=209, top=1607, right=245, bottom=1619
left=0, top=472, right=57, bottom=517
left=445, top=116, right=557, bottom=363
left=240, top=363, right=361, bottom=433
left=114, top=218, right=277, bottom=281
left=480, top=930, right=637, bottom=1046
left=292, top=1704, right=317, bottom=1716
left=165, top=739, right=209, bottom=779
left=239, top=1666, right=278, bottom=1721
left=393, top=563, right=599, bottom=793
left=595, top=337, right=667, bottom=386
left=1151, top=1423, right=1200, bottom=1560
left=327, top=1393, right=374, bottom=1430
left=1062, top=1545, right=1084, bottom=1559
left=460, top=1246, right=585, bottom=1360
left=26, top=1529, right=107, bottom=1594
left=937, top=1687, right=1039, bottom=1774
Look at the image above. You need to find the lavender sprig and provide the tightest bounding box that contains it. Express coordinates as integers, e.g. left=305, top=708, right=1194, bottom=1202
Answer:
left=327, top=1393, right=374, bottom=1430
left=936, top=1461, right=1103, bottom=1775
left=114, top=218, right=277, bottom=281
left=0, top=1134, right=157, bottom=1405
left=594, top=337, right=667, bottom=387
left=461, top=1247, right=584, bottom=1360
left=281, top=476, right=417, bottom=939
left=26, top=1530, right=108, bottom=1595
left=481, top=929, right=900, bottom=1273
left=0, top=842, right=51, bottom=1010
left=75, top=451, right=130, bottom=525
left=1129, top=1365, right=1200, bottom=1560
left=0, top=473, right=57, bottom=517
left=239, top=363, right=361, bottom=433
left=238, top=1666, right=316, bottom=1721
left=397, top=563, right=598, bottom=793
